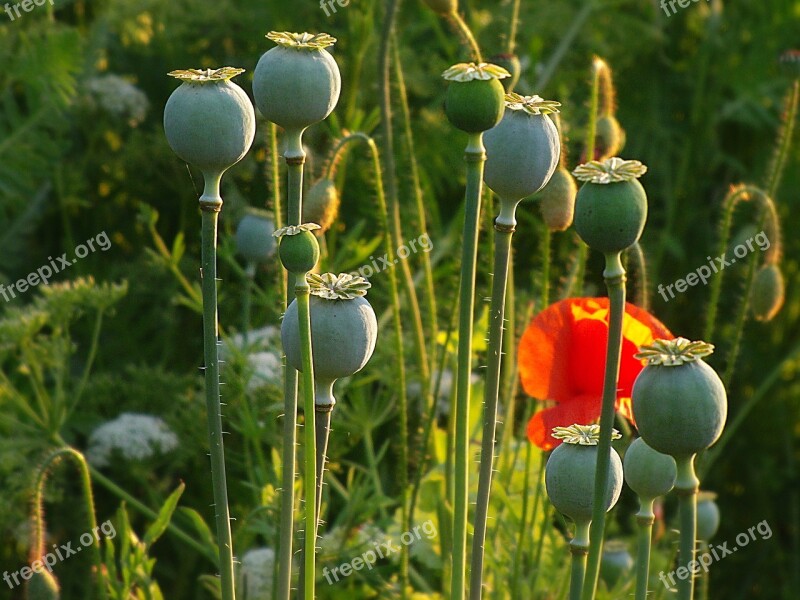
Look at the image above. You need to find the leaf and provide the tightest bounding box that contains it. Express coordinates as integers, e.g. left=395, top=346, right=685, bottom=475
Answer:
left=143, top=482, right=185, bottom=547
left=176, top=507, right=219, bottom=560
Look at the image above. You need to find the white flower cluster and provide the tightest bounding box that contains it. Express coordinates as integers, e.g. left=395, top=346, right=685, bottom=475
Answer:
left=223, top=326, right=283, bottom=392
left=83, top=74, right=149, bottom=126
left=237, top=547, right=275, bottom=600
left=87, top=413, right=179, bottom=467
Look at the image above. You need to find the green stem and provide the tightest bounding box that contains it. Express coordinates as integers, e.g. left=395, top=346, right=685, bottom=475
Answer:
left=506, top=0, right=522, bottom=54
left=580, top=252, right=626, bottom=600
left=698, top=541, right=710, bottom=600
left=534, top=2, right=595, bottom=90
left=269, top=122, right=287, bottom=304
left=765, top=80, right=799, bottom=199
left=199, top=172, right=236, bottom=600
left=469, top=207, right=517, bottom=600
left=314, top=407, right=332, bottom=531
left=585, top=58, right=603, bottom=162
left=675, top=456, right=699, bottom=600
left=634, top=503, right=656, bottom=600
left=34, top=447, right=106, bottom=599
left=510, top=441, right=537, bottom=599
left=71, top=307, right=105, bottom=410
left=627, top=242, right=649, bottom=311
left=445, top=11, right=482, bottom=62
left=570, top=522, right=591, bottom=600
left=277, top=132, right=306, bottom=600
left=296, top=280, right=317, bottom=600
left=452, top=132, right=486, bottom=600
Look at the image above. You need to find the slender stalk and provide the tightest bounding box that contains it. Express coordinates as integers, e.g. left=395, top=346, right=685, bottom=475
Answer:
left=268, top=122, right=287, bottom=309
left=570, top=522, right=591, bottom=600
left=510, top=441, right=537, bottom=599
left=446, top=11, right=482, bottom=62
left=580, top=252, right=626, bottom=600
left=314, top=408, right=332, bottom=530
left=277, top=130, right=305, bottom=600
left=469, top=211, right=516, bottom=599
left=296, top=278, right=317, bottom=599
left=764, top=80, right=798, bottom=200
left=33, top=447, right=106, bottom=599
left=697, top=541, right=710, bottom=600
left=506, top=0, right=522, bottom=55
left=634, top=502, right=656, bottom=600
left=199, top=172, right=236, bottom=600
left=627, top=242, right=649, bottom=311
left=675, top=457, right=700, bottom=600
left=452, top=132, right=486, bottom=600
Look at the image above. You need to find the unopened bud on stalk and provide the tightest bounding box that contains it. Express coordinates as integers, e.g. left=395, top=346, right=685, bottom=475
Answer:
left=750, top=263, right=785, bottom=322
left=303, top=179, right=340, bottom=234
left=538, top=167, right=577, bottom=231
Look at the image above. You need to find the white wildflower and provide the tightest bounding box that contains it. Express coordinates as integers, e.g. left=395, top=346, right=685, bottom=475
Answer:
left=83, top=74, right=149, bottom=126
left=238, top=547, right=275, bottom=600
left=223, top=327, right=283, bottom=391
left=87, top=413, right=178, bottom=467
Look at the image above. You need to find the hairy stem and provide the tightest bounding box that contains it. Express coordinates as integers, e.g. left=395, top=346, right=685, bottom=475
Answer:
left=634, top=504, right=655, bottom=600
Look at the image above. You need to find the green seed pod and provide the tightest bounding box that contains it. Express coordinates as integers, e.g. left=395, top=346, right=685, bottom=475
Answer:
left=696, top=491, right=721, bottom=541
left=282, top=273, right=377, bottom=408
left=623, top=437, right=677, bottom=501
left=163, top=68, right=256, bottom=176
left=274, top=224, right=321, bottom=273
left=253, top=32, right=341, bottom=133
left=483, top=94, right=561, bottom=202
left=303, top=178, right=340, bottom=233
left=489, top=53, right=521, bottom=92
left=235, top=208, right=275, bottom=264
left=545, top=425, right=623, bottom=524
left=26, top=569, right=60, bottom=600
left=421, top=0, right=455, bottom=14
left=750, top=263, right=785, bottom=322
left=632, top=338, right=727, bottom=459
left=595, top=115, right=625, bottom=159
left=538, top=167, right=577, bottom=231
left=600, top=540, right=634, bottom=589
left=573, top=157, right=648, bottom=254
left=442, top=63, right=509, bottom=134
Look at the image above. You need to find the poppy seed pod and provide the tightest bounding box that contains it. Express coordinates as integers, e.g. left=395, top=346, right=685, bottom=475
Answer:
left=632, top=338, right=727, bottom=459
left=696, top=491, right=721, bottom=541
left=235, top=208, right=276, bottom=264
left=281, top=273, right=377, bottom=408
left=422, top=0, right=455, bottom=14
left=443, top=63, right=509, bottom=133
left=538, top=167, right=577, bottom=231
left=303, top=178, right=340, bottom=233
left=750, top=263, right=785, bottom=322
left=489, top=53, right=521, bottom=92
left=600, top=541, right=634, bottom=589
left=163, top=68, right=256, bottom=177
left=545, top=424, right=623, bottom=524
left=26, top=569, right=60, bottom=600
left=483, top=93, right=561, bottom=203
left=253, top=32, right=341, bottom=134
left=573, top=157, right=648, bottom=254
left=623, top=437, right=676, bottom=501
left=274, top=224, right=321, bottom=274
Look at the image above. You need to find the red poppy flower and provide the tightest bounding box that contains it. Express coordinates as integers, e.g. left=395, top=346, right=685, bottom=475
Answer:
left=520, top=297, right=671, bottom=450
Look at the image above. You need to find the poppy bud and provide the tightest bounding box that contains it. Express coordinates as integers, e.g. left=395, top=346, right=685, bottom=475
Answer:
left=573, top=157, right=648, bottom=254
left=26, top=570, right=60, bottom=600
left=538, top=167, right=577, bottom=231
left=750, top=263, right=785, bottom=322
left=253, top=32, right=341, bottom=133
left=443, top=63, right=509, bottom=133
left=595, top=115, right=625, bottom=159
left=303, top=178, right=340, bottom=234
left=235, top=208, right=276, bottom=264
left=274, top=224, right=321, bottom=274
